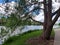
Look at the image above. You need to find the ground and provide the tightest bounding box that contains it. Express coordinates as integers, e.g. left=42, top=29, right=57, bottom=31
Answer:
left=54, top=28, right=60, bottom=45
left=26, top=30, right=54, bottom=45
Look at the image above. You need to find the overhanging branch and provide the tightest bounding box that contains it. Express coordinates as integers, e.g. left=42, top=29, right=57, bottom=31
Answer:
left=21, top=15, right=44, bottom=25
left=52, top=9, right=60, bottom=17
left=29, top=16, right=44, bottom=25
left=21, top=7, right=44, bottom=18
left=52, top=8, right=60, bottom=25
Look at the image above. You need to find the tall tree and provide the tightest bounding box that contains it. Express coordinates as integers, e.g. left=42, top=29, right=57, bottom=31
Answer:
left=4, top=0, right=60, bottom=40
left=42, top=0, right=60, bottom=40
left=17, top=0, right=60, bottom=40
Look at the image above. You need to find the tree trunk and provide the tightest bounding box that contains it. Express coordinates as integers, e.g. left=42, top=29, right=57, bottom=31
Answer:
left=42, top=0, right=53, bottom=40
left=43, top=24, right=53, bottom=40
left=42, top=8, right=60, bottom=40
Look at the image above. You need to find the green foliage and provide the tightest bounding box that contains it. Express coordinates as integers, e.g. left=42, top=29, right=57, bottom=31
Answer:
left=0, top=28, right=8, bottom=37
left=0, top=14, right=41, bottom=28
left=1, top=17, right=6, bottom=22
left=5, top=14, right=18, bottom=29
left=18, top=20, right=32, bottom=26
left=51, top=30, right=55, bottom=37
left=0, top=17, right=6, bottom=26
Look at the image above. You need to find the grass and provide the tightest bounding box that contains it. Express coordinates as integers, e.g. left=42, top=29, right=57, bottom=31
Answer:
left=51, top=30, right=55, bottom=37
left=2, top=30, right=55, bottom=45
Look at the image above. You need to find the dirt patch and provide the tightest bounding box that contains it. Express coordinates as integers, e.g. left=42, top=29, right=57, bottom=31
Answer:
left=26, top=36, right=54, bottom=45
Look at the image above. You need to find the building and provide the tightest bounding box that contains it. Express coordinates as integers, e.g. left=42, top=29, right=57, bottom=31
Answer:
left=55, top=0, right=60, bottom=3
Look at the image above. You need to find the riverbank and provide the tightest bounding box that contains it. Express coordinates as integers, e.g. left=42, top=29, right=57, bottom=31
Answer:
left=2, top=30, right=55, bottom=45
left=0, top=25, right=59, bottom=45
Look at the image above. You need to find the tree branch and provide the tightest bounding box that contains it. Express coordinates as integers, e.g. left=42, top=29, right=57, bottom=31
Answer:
left=29, top=16, right=43, bottom=25
left=52, top=8, right=60, bottom=25
left=21, top=7, right=44, bottom=18
left=52, top=9, right=59, bottom=17
left=21, top=15, right=44, bottom=25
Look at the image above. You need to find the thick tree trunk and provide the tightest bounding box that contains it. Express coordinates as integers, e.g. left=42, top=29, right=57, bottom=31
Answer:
left=42, top=0, right=53, bottom=40
left=43, top=0, right=48, bottom=32
left=43, top=24, right=53, bottom=40
left=42, top=8, right=60, bottom=40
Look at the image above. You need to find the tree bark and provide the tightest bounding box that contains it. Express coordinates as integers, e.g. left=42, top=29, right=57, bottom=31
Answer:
left=43, top=0, right=53, bottom=40
left=43, top=0, right=48, bottom=32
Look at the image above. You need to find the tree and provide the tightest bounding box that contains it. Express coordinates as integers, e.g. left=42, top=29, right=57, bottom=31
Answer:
left=4, top=0, right=60, bottom=40
left=17, top=0, right=60, bottom=40
left=42, top=0, right=60, bottom=40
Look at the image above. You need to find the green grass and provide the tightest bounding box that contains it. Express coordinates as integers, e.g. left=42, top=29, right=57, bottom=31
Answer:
left=51, top=30, right=55, bottom=37
left=3, top=30, right=55, bottom=45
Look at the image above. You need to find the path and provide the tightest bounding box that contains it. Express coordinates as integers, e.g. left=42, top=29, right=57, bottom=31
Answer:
left=54, top=28, right=60, bottom=45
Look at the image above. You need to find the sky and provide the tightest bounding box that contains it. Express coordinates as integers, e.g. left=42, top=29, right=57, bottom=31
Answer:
left=0, top=0, right=16, bottom=3
left=0, top=0, right=4, bottom=3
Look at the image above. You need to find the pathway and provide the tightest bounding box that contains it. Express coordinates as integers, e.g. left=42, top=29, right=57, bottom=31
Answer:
left=54, top=28, right=60, bottom=45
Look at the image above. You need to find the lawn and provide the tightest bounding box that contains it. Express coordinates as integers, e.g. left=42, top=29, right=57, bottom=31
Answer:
left=2, top=30, right=55, bottom=45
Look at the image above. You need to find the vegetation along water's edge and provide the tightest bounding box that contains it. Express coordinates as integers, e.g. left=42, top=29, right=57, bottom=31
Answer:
left=2, top=30, right=55, bottom=45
